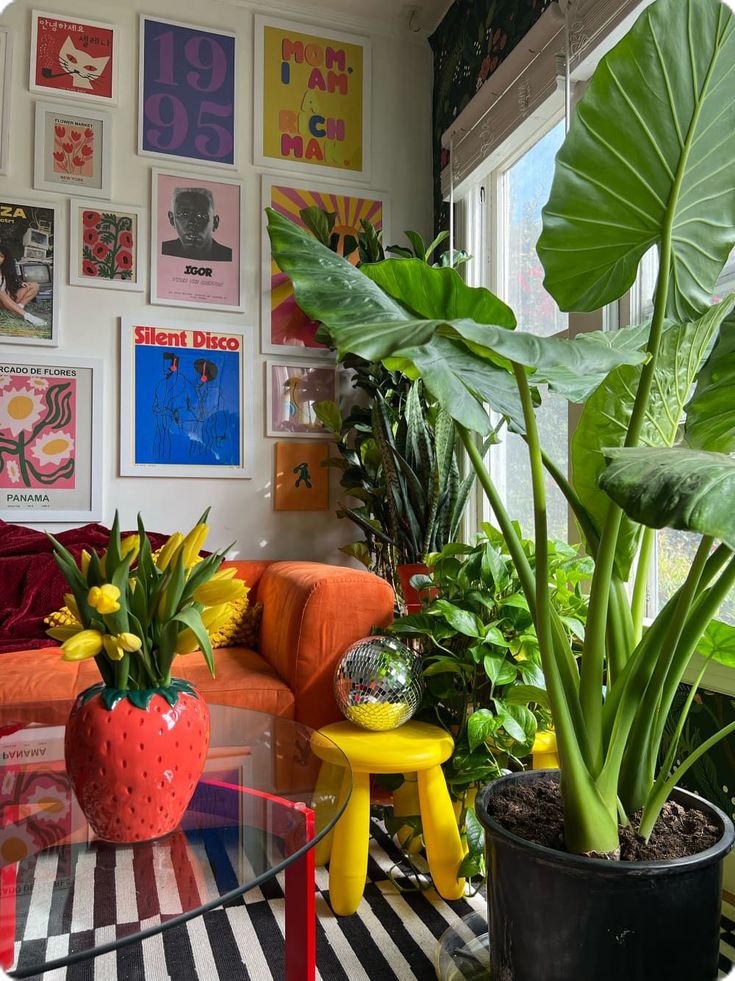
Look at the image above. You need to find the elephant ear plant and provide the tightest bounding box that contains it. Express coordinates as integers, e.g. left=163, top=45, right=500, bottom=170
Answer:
left=268, top=0, right=735, bottom=857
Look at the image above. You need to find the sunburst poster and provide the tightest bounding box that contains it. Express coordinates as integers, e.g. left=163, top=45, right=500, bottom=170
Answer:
left=261, top=174, right=389, bottom=357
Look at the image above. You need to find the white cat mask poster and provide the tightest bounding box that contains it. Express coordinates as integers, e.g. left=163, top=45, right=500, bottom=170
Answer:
left=30, top=11, right=118, bottom=105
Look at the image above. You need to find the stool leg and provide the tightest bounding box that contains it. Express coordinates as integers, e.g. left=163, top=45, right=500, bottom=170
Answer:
left=417, top=765, right=466, bottom=901
left=328, top=770, right=370, bottom=916
left=313, top=762, right=347, bottom=867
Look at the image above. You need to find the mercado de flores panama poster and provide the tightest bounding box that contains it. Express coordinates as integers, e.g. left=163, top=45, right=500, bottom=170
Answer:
left=120, top=319, right=250, bottom=479
left=255, top=16, right=370, bottom=180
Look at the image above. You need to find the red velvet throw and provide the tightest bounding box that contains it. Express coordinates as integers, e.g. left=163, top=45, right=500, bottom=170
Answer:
left=0, top=521, right=167, bottom=654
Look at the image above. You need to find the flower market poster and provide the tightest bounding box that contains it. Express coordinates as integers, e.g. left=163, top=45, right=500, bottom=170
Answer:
left=121, top=320, right=250, bottom=479
left=0, top=359, right=98, bottom=518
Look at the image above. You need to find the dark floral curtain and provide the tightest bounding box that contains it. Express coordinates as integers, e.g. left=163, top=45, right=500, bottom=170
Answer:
left=429, top=0, right=553, bottom=230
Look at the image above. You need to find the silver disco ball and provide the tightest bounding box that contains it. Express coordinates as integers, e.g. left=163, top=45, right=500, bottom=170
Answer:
left=334, top=636, right=424, bottom=731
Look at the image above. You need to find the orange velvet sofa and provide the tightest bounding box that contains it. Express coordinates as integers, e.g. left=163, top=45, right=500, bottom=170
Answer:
left=0, top=559, right=395, bottom=731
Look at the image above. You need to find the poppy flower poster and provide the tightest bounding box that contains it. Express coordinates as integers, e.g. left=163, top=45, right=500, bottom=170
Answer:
left=0, top=355, right=101, bottom=521
left=69, top=201, right=145, bottom=291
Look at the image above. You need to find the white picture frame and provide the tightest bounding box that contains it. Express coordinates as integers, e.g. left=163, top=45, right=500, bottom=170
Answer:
left=68, top=199, right=146, bottom=291
left=0, top=354, right=102, bottom=522
left=34, top=100, right=112, bottom=200
left=265, top=359, right=337, bottom=438
left=260, top=172, right=389, bottom=357
left=29, top=10, right=118, bottom=106
left=151, top=169, right=245, bottom=313
left=253, top=15, right=371, bottom=182
left=0, top=28, right=13, bottom=176
left=119, top=316, right=253, bottom=479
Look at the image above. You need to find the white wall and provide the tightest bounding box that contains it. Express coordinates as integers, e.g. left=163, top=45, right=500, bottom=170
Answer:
left=0, top=0, right=433, bottom=558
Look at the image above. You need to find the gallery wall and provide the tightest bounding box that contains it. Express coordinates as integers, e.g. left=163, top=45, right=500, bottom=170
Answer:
left=0, top=0, right=434, bottom=559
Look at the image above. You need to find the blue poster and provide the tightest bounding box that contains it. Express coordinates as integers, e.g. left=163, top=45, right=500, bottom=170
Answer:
left=141, top=18, right=236, bottom=167
left=133, top=326, right=242, bottom=468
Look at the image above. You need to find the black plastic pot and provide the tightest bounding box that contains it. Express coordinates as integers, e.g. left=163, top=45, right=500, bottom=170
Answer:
left=476, top=770, right=734, bottom=981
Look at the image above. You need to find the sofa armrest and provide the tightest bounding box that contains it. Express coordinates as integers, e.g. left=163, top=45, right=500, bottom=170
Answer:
left=256, top=561, right=395, bottom=730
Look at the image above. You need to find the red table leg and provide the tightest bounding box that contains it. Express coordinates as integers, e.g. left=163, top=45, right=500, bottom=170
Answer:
left=0, top=862, right=17, bottom=971
left=285, top=802, right=315, bottom=981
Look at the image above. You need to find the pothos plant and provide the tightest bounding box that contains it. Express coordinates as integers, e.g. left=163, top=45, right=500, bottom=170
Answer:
left=268, top=0, right=735, bottom=857
left=384, top=526, right=591, bottom=875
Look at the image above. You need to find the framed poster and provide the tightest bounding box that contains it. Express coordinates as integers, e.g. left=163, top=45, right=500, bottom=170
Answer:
left=0, top=354, right=102, bottom=522
left=139, top=16, right=237, bottom=169
left=274, top=441, right=329, bottom=510
left=0, top=196, right=59, bottom=347
left=30, top=11, right=117, bottom=105
left=0, top=28, right=12, bottom=176
left=261, top=174, right=388, bottom=356
left=266, top=359, right=336, bottom=438
left=151, top=170, right=243, bottom=312
left=34, top=100, right=111, bottom=199
left=120, top=317, right=251, bottom=479
left=69, top=200, right=145, bottom=291
left=254, top=16, right=370, bottom=181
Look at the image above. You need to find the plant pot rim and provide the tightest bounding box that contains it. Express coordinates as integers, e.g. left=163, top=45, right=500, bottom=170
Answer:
left=477, top=769, right=735, bottom=877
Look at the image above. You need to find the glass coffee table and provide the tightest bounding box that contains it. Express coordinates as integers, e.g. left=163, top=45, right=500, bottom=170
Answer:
left=0, top=701, right=350, bottom=981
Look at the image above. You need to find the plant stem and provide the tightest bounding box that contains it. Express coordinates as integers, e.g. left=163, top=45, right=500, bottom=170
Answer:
left=630, top=527, right=655, bottom=645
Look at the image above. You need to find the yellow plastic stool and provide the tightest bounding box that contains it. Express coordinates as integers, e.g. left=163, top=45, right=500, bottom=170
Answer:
left=311, top=720, right=466, bottom=916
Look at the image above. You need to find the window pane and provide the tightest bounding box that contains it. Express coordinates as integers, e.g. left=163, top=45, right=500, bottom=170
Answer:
left=506, top=121, right=568, bottom=336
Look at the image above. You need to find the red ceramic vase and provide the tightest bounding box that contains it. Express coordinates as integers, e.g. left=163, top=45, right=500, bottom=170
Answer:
left=65, top=679, right=210, bottom=843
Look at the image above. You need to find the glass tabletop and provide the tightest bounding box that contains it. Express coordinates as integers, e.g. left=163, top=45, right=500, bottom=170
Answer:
left=0, top=701, right=350, bottom=977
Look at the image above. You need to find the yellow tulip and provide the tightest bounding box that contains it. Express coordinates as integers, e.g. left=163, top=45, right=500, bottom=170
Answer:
left=174, top=604, right=230, bottom=654
left=180, top=522, right=209, bottom=570
left=101, top=631, right=143, bottom=662
left=156, top=531, right=184, bottom=571
left=79, top=549, right=91, bottom=577
left=64, top=593, right=82, bottom=622
left=88, top=584, right=121, bottom=615
left=192, top=577, right=245, bottom=607
left=120, top=534, right=141, bottom=563
left=102, top=635, right=125, bottom=661
left=117, top=632, right=143, bottom=652
left=61, top=629, right=104, bottom=662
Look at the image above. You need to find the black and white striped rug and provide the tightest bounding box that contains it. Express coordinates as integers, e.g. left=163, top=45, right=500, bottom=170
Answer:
left=8, top=820, right=735, bottom=980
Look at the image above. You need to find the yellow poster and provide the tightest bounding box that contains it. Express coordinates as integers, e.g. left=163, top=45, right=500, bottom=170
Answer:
left=257, top=17, right=369, bottom=177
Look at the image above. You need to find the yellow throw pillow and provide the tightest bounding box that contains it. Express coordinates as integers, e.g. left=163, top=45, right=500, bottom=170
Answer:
left=209, top=598, right=263, bottom=650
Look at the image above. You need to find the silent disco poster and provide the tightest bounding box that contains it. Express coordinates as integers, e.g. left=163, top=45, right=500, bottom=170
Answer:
left=254, top=16, right=370, bottom=180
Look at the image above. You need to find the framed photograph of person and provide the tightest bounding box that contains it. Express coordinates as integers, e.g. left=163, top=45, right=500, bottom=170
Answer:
left=139, top=16, right=236, bottom=169
left=151, top=170, right=244, bottom=312
left=261, top=173, right=388, bottom=357
left=119, top=316, right=252, bottom=479
left=34, top=100, right=112, bottom=200
left=0, top=196, right=59, bottom=347
left=0, top=354, right=102, bottom=522
left=69, top=200, right=146, bottom=292
left=265, top=359, right=336, bottom=438
left=254, top=16, right=370, bottom=181
left=0, top=28, right=13, bottom=176
left=30, top=10, right=118, bottom=105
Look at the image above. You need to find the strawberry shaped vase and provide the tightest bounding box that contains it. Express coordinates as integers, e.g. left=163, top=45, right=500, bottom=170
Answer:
left=65, top=679, right=210, bottom=843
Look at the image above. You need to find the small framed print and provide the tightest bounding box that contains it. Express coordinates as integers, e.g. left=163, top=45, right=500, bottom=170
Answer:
left=139, top=16, right=237, bottom=169
left=34, top=100, right=111, bottom=199
left=0, top=195, right=59, bottom=347
left=151, top=169, right=244, bottom=312
left=69, top=200, right=145, bottom=291
left=274, top=441, right=329, bottom=511
left=254, top=16, right=370, bottom=180
left=30, top=11, right=117, bottom=105
left=0, top=354, right=102, bottom=522
left=261, top=174, right=388, bottom=356
left=0, top=29, right=12, bottom=176
left=266, top=359, right=336, bottom=438
left=120, top=316, right=252, bottom=479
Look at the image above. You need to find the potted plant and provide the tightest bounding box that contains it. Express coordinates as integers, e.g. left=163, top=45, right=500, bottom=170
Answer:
left=47, top=510, right=245, bottom=843
left=266, top=0, right=735, bottom=974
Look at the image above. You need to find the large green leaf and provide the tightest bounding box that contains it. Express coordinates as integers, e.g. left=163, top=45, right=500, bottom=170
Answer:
left=697, top=618, right=735, bottom=668
left=600, top=447, right=735, bottom=547
left=685, top=316, right=735, bottom=451
left=538, top=0, right=735, bottom=318
left=361, top=258, right=516, bottom=328
left=572, top=297, right=735, bottom=578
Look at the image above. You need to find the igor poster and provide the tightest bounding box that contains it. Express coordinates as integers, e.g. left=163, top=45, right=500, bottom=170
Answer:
left=255, top=16, right=370, bottom=179
left=121, top=319, right=249, bottom=479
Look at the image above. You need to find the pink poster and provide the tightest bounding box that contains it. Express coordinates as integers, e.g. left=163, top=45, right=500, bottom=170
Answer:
left=151, top=171, right=243, bottom=312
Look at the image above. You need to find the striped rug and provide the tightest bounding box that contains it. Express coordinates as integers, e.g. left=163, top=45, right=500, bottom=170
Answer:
left=8, top=822, right=735, bottom=980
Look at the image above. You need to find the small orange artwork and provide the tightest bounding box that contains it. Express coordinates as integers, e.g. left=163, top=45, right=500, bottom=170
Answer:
left=274, top=441, right=329, bottom=511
